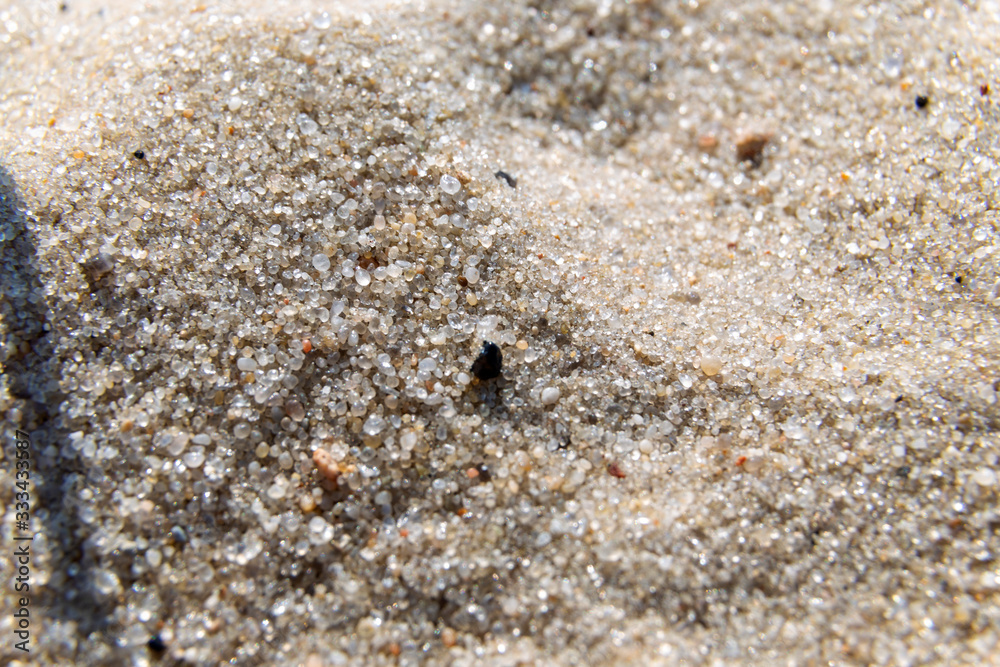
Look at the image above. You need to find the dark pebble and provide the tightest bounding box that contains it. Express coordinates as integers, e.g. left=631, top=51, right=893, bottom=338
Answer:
left=494, top=170, right=517, bottom=188
left=915, top=95, right=929, bottom=109
left=735, top=132, right=771, bottom=166
left=170, top=525, right=188, bottom=543
left=133, top=149, right=145, bottom=160
left=471, top=341, right=502, bottom=380
left=147, top=634, right=166, bottom=653
left=477, top=464, right=492, bottom=483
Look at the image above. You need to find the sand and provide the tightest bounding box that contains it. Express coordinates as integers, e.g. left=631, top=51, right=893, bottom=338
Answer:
left=2, top=0, right=999, bottom=664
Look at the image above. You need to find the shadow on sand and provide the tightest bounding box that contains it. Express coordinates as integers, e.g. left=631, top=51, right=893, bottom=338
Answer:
left=1, top=164, right=127, bottom=661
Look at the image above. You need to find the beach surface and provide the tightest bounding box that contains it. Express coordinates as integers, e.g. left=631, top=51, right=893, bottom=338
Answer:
left=2, top=0, right=1000, bottom=664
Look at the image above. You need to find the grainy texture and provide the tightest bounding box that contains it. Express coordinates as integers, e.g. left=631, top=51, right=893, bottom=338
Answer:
left=2, top=0, right=1000, bottom=665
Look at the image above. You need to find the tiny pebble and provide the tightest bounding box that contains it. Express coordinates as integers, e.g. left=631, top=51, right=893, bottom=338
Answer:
left=285, top=400, right=306, bottom=421
left=471, top=341, right=502, bottom=380
left=735, top=131, right=771, bottom=165
left=701, top=356, right=723, bottom=376
left=697, top=134, right=718, bottom=151
left=300, top=494, right=317, bottom=512
left=313, top=447, right=341, bottom=481
left=494, top=170, right=517, bottom=188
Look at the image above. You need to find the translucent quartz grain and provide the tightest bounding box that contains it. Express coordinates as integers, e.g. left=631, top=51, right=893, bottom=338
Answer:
left=145, top=549, right=163, bottom=568
left=312, top=12, right=332, bottom=29
left=440, top=174, right=461, bottom=195
left=972, top=468, right=997, bottom=486
left=166, top=433, right=188, bottom=456
left=312, top=254, right=331, bottom=272
left=297, top=114, right=319, bottom=135
left=400, top=431, right=417, bottom=450
left=363, top=414, right=385, bottom=436
left=182, top=447, right=205, bottom=468
left=541, top=387, right=561, bottom=405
